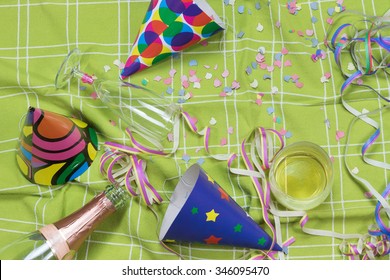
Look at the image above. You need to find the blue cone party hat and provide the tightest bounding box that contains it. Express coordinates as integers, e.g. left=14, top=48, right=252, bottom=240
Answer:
left=159, top=164, right=282, bottom=251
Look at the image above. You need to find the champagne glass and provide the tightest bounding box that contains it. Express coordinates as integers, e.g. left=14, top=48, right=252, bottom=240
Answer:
left=55, top=48, right=181, bottom=151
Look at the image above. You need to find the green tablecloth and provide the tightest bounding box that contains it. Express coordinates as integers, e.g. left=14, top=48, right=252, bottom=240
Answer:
left=0, top=0, right=389, bottom=260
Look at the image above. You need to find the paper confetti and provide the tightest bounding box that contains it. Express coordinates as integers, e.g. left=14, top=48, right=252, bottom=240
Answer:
left=257, top=23, right=264, bottom=32
left=221, top=69, right=229, bottom=78
left=189, top=60, right=198, bottom=66
left=182, top=154, right=191, bottom=163
left=209, top=117, right=217, bottom=125
left=250, top=79, right=259, bottom=89
left=104, top=65, right=111, bottom=72
left=214, top=78, right=222, bottom=87
left=205, top=73, right=213, bottom=79
left=336, top=130, right=345, bottom=141
left=267, top=107, right=274, bottom=115
left=351, top=167, right=359, bottom=174
left=231, top=81, right=240, bottom=89
left=310, top=2, right=319, bottom=10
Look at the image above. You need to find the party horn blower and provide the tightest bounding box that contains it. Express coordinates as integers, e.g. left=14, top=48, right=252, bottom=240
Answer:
left=16, top=107, right=98, bottom=186
left=159, top=164, right=282, bottom=252
left=121, top=0, right=225, bottom=79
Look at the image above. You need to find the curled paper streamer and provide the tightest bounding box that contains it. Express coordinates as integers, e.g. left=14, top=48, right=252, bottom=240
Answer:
left=100, top=148, right=162, bottom=206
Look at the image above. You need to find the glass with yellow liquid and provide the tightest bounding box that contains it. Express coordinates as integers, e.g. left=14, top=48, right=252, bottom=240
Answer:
left=269, top=141, right=334, bottom=210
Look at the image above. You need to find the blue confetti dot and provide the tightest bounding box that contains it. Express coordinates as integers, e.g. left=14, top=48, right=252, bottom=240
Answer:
left=80, top=86, right=87, bottom=91
left=255, top=2, right=261, bottom=10
left=267, top=107, right=274, bottom=115
left=166, top=86, right=173, bottom=95
left=189, top=60, right=198, bottom=66
left=237, top=31, right=245, bottom=38
left=238, top=6, right=245, bottom=14
left=283, top=75, right=291, bottom=82
left=310, top=2, right=319, bottom=10
left=311, top=38, right=319, bottom=48
left=285, top=131, right=293, bottom=138
left=182, top=154, right=191, bottom=163
left=327, top=7, right=335, bottom=16
left=311, top=16, right=318, bottom=23
left=224, top=86, right=232, bottom=93
left=263, top=74, right=271, bottom=80
left=178, top=89, right=186, bottom=96
left=197, top=158, right=205, bottom=165
left=274, top=52, right=282, bottom=61
left=251, top=61, right=258, bottom=69
left=246, top=66, right=252, bottom=75
left=223, top=0, right=229, bottom=5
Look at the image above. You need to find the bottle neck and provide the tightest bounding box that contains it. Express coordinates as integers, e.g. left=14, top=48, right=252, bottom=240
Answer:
left=39, top=185, right=128, bottom=260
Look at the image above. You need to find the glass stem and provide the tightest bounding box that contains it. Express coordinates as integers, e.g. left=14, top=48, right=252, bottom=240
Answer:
left=72, top=68, right=95, bottom=85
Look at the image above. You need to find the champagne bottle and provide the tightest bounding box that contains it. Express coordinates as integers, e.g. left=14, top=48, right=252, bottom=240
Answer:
left=0, top=185, right=129, bottom=260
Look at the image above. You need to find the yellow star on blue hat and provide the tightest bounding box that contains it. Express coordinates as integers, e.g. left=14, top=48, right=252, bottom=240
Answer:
left=205, top=209, right=219, bottom=222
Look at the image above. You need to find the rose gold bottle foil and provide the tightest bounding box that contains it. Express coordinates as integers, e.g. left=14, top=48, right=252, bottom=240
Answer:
left=39, top=192, right=116, bottom=260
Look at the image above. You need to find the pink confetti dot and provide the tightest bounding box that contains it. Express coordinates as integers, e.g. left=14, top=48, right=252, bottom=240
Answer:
left=90, top=92, right=98, bottom=100
left=256, top=53, right=265, bottom=63
left=221, top=69, right=229, bottom=78
left=182, top=81, right=190, bottom=88
left=274, top=60, right=282, bottom=68
left=219, top=91, right=227, bottom=97
left=189, top=69, right=196, bottom=76
left=255, top=99, right=262, bottom=106
left=154, top=76, right=162, bottom=82
left=291, top=74, right=300, bottom=81
left=336, top=130, right=345, bottom=141
left=231, top=80, right=240, bottom=89
left=281, top=47, right=289, bottom=55
left=220, top=138, right=227, bottom=146
left=279, top=129, right=287, bottom=135
left=169, top=69, right=177, bottom=77
left=109, top=120, right=116, bottom=126
left=364, top=192, right=373, bottom=198
left=297, top=30, right=304, bottom=37
left=306, top=29, right=314, bottom=36
left=259, top=63, right=267, bottom=69
left=284, top=60, right=292, bottom=67
left=228, top=127, right=234, bottom=134
left=214, top=78, right=222, bottom=87
left=295, top=81, right=304, bottom=88
left=267, top=65, right=274, bottom=72
left=167, top=133, right=174, bottom=142
left=164, top=77, right=172, bottom=85
left=324, top=72, right=332, bottom=79
left=327, top=18, right=334, bottom=24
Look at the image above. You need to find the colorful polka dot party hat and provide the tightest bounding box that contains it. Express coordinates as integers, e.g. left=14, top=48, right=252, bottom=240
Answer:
left=16, top=107, right=98, bottom=186
left=159, top=164, right=282, bottom=252
left=121, top=0, right=225, bottom=79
